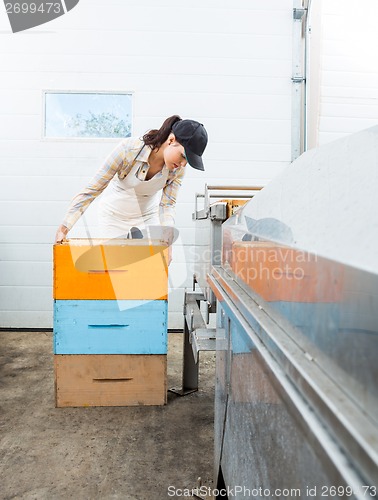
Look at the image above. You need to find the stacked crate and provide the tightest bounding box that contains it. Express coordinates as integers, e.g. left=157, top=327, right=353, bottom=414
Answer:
left=53, top=238, right=169, bottom=407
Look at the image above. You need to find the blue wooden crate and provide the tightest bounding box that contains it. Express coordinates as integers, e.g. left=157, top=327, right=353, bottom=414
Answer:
left=54, top=300, right=167, bottom=354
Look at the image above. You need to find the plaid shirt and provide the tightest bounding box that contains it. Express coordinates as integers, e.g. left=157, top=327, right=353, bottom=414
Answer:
left=62, top=137, right=185, bottom=230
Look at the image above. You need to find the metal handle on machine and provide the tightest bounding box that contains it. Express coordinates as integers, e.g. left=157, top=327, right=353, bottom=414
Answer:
left=206, top=185, right=264, bottom=191
left=204, top=183, right=210, bottom=215
left=194, top=183, right=263, bottom=220
left=194, top=184, right=210, bottom=220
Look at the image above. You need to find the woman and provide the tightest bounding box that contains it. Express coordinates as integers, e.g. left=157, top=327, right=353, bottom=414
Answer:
left=54, top=115, right=208, bottom=245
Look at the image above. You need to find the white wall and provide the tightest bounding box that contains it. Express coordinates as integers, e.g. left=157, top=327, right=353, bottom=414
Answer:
left=308, top=0, right=378, bottom=146
left=0, top=0, right=293, bottom=328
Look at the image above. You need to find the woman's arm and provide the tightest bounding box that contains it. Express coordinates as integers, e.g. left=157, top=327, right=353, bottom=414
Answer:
left=55, top=140, right=127, bottom=243
left=159, top=167, right=185, bottom=251
left=55, top=224, right=69, bottom=244
left=159, top=167, right=185, bottom=228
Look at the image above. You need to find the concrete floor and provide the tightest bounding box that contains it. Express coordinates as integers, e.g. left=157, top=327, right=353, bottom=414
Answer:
left=0, top=331, right=216, bottom=500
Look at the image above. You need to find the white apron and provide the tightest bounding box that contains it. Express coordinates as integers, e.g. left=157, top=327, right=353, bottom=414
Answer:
left=98, top=162, right=169, bottom=238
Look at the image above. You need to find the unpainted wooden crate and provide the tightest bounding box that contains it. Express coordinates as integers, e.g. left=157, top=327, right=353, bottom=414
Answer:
left=55, top=354, right=167, bottom=407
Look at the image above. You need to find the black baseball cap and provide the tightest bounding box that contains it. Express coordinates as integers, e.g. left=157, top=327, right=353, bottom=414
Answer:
left=172, top=119, right=208, bottom=171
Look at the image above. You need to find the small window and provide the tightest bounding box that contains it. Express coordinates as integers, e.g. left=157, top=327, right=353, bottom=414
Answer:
left=44, top=91, right=132, bottom=139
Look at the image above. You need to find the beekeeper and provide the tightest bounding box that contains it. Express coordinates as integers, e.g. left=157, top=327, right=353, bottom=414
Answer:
left=54, top=115, right=208, bottom=245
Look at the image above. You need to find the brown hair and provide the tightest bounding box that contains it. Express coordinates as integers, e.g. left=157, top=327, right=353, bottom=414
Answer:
left=142, top=115, right=182, bottom=151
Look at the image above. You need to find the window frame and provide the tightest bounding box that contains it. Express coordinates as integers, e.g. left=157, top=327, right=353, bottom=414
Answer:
left=42, top=89, right=134, bottom=142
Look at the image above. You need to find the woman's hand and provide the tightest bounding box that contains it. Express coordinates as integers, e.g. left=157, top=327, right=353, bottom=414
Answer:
left=166, top=244, right=172, bottom=266
left=161, top=227, right=174, bottom=266
left=162, top=226, right=174, bottom=246
left=55, top=224, right=69, bottom=244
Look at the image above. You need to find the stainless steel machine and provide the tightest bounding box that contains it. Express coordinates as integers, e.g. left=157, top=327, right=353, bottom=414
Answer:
left=181, top=127, right=378, bottom=498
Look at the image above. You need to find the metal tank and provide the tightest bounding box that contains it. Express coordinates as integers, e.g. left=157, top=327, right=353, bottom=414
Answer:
left=208, top=126, right=378, bottom=499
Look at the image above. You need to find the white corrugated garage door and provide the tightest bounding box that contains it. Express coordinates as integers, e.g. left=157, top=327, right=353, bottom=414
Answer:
left=0, top=0, right=293, bottom=328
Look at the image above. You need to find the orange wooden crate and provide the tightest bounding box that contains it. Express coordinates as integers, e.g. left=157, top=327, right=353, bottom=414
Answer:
left=53, top=239, right=168, bottom=300
left=54, top=354, right=167, bottom=407
left=230, top=241, right=343, bottom=302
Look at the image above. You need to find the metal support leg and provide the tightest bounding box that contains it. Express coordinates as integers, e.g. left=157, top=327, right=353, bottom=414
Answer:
left=170, top=292, right=201, bottom=396
left=181, top=313, right=199, bottom=394
left=170, top=290, right=217, bottom=396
